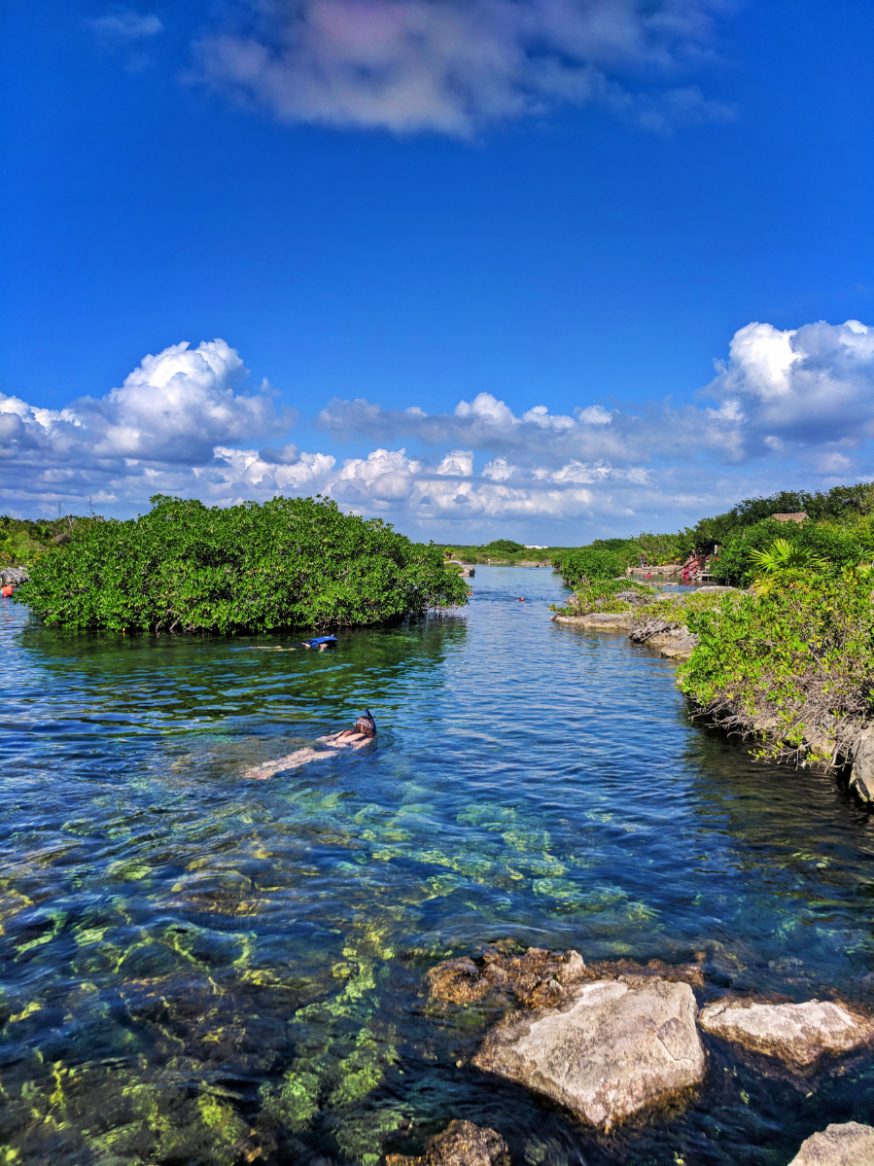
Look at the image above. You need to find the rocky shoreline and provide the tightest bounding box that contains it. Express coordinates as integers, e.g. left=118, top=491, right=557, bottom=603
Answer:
left=397, top=943, right=874, bottom=1166
left=550, top=585, right=739, bottom=663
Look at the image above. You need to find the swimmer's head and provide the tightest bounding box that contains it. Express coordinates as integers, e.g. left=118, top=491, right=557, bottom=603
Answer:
left=354, top=709, right=377, bottom=737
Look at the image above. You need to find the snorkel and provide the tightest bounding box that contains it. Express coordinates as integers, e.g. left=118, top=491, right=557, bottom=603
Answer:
left=355, top=709, right=377, bottom=738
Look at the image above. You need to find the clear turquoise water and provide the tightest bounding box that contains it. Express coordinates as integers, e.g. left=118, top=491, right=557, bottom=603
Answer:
left=2, top=566, right=874, bottom=1165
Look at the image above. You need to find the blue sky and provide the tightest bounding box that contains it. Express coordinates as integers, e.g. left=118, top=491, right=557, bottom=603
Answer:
left=2, top=0, right=873, bottom=542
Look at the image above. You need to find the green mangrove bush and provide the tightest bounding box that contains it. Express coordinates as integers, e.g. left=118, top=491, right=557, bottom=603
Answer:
left=679, top=572, right=874, bottom=765
left=17, top=494, right=469, bottom=634
left=553, top=546, right=639, bottom=586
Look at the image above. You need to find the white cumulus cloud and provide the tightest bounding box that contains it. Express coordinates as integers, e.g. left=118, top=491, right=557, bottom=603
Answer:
left=6, top=319, right=874, bottom=543
left=0, top=339, right=295, bottom=509
left=708, top=319, right=874, bottom=446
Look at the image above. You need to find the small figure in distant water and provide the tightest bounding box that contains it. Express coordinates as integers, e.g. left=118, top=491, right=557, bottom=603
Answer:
left=1, top=585, right=13, bottom=599
left=243, top=710, right=377, bottom=780
left=517, top=597, right=525, bottom=602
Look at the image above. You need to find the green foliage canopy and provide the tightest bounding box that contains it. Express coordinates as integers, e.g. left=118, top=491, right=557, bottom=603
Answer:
left=684, top=482, right=874, bottom=551
left=553, top=545, right=638, bottom=585
left=711, top=518, right=865, bottom=587
left=481, top=538, right=526, bottom=555
left=680, top=572, right=874, bottom=765
left=16, top=494, right=469, bottom=634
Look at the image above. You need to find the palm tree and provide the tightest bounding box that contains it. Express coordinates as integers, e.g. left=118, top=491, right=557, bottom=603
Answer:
left=748, top=538, right=829, bottom=593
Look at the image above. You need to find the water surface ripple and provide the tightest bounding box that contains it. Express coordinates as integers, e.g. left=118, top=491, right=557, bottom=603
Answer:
left=2, top=567, right=874, bottom=1164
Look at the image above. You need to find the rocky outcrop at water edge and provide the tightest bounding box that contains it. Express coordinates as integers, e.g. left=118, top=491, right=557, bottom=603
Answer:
left=848, top=732, right=874, bottom=805
left=787, top=1122, right=874, bottom=1165
left=473, top=975, right=706, bottom=1129
left=0, top=566, right=29, bottom=586
left=425, top=944, right=874, bottom=1139
left=446, top=559, right=476, bottom=578
left=628, top=616, right=699, bottom=661
left=697, top=996, right=874, bottom=1068
left=552, top=611, right=631, bottom=630
left=385, top=1121, right=510, bottom=1166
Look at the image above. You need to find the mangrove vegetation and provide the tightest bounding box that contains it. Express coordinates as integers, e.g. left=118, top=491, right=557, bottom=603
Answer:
left=15, top=494, right=469, bottom=634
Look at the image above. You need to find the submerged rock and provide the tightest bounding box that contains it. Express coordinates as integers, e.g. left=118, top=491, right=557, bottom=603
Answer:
left=426, top=946, right=587, bottom=1009
left=585, top=957, right=705, bottom=991
left=697, top=997, right=874, bottom=1068
left=787, top=1122, right=874, bottom=1165
left=385, top=1121, right=510, bottom=1166
left=473, top=977, right=706, bottom=1129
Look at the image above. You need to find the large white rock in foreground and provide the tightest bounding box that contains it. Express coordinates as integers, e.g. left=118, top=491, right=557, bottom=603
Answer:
left=697, top=998, right=874, bottom=1068
left=473, top=977, right=705, bottom=1129
left=788, top=1122, right=874, bottom=1165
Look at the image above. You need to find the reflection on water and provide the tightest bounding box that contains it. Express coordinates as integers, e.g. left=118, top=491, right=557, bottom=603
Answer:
left=2, top=569, right=874, bottom=1164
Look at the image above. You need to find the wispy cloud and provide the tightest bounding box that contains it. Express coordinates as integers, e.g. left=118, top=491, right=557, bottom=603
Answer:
left=91, top=9, right=164, bottom=46
left=190, top=0, right=734, bottom=137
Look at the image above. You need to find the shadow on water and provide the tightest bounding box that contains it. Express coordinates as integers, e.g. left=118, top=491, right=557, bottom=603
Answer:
left=2, top=570, right=874, bottom=1164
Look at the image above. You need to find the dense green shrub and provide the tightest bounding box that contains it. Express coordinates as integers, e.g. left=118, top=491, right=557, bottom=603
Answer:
left=554, top=545, right=638, bottom=586
left=679, top=572, right=874, bottom=764
left=711, top=519, right=865, bottom=587
left=17, top=494, right=469, bottom=634
left=481, top=538, right=526, bottom=555
left=635, top=531, right=692, bottom=564
left=587, top=537, right=634, bottom=552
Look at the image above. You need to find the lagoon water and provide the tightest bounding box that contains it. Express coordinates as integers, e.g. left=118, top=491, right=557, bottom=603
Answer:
left=2, top=565, right=874, bottom=1165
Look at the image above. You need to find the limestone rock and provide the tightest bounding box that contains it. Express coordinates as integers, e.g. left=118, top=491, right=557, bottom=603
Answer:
left=0, top=566, right=29, bottom=586
left=385, top=1121, right=510, bottom=1166
left=552, top=612, right=631, bottom=629
left=473, top=977, right=705, bottom=1129
left=850, top=733, right=874, bottom=804
left=697, top=997, right=874, bottom=1068
left=628, top=617, right=681, bottom=644
left=659, top=633, right=698, bottom=661
left=446, top=559, right=475, bottom=579
left=427, top=946, right=587, bottom=1010
left=787, top=1122, right=874, bottom=1165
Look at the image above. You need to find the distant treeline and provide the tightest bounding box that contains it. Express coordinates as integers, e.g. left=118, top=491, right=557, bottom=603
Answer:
left=436, top=539, right=572, bottom=565
left=0, top=514, right=101, bottom=568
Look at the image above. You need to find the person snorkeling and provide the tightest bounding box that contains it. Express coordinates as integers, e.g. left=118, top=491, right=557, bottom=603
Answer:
left=243, top=709, right=376, bottom=780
